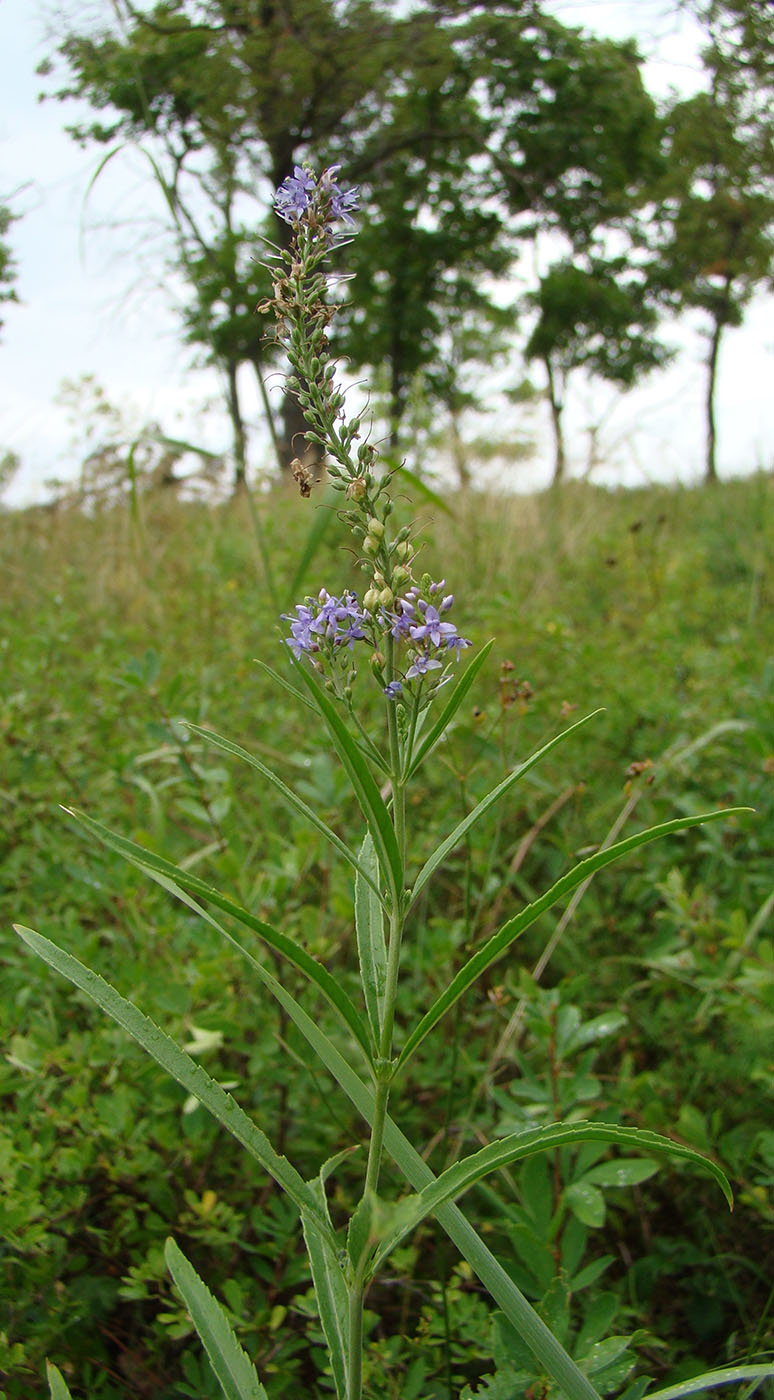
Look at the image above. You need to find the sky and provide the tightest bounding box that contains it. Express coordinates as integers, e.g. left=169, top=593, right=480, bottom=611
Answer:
left=1, top=0, right=773, bottom=506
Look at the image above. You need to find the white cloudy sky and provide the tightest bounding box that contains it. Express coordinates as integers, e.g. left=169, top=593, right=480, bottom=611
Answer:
left=1, top=0, right=773, bottom=505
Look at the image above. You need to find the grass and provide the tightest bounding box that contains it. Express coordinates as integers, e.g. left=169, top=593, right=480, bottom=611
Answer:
left=1, top=473, right=772, bottom=1399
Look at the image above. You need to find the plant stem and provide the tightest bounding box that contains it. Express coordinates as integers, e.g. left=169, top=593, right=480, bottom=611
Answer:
left=347, top=634, right=408, bottom=1399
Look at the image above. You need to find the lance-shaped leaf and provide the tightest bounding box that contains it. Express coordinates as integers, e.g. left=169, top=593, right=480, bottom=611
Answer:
left=220, top=942, right=602, bottom=1400
left=643, top=1367, right=774, bottom=1400
left=64, top=807, right=373, bottom=1062
left=398, top=808, right=748, bottom=1071
left=253, top=658, right=317, bottom=714
left=46, top=1363, right=75, bottom=1400
left=180, top=725, right=388, bottom=907
left=355, top=831, right=388, bottom=1048
left=301, top=1152, right=352, bottom=1400
left=293, top=661, right=403, bottom=905
left=406, top=639, right=495, bottom=778
left=368, top=1121, right=732, bottom=1276
left=410, top=711, right=601, bottom=904
left=165, top=1238, right=270, bottom=1400
left=13, top=924, right=335, bottom=1248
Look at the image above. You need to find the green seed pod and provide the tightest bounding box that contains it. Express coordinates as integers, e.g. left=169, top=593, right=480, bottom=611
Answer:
left=363, top=588, right=380, bottom=612
left=367, top=517, right=384, bottom=539
left=363, top=535, right=380, bottom=557
left=379, top=587, right=394, bottom=608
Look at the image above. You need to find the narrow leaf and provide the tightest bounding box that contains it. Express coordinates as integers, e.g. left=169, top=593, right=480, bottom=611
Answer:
left=294, top=662, right=403, bottom=904
left=253, top=658, right=317, bottom=714
left=226, top=946, right=602, bottom=1400
left=180, top=726, right=387, bottom=909
left=369, top=1122, right=732, bottom=1274
left=13, top=924, right=334, bottom=1245
left=643, top=1367, right=774, bottom=1400
left=46, top=1362, right=74, bottom=1400
left=355, top=831, right=388, bottom=1048
left=399, top=808, right=748, bottom=1070
left=407, top=640, right=495, bottom=777
left=410, top=711, right=601, bottom=904
left=301, top=1162, right=349, bottom=1400
left=64, top=807, right=372, bottom=1061
left=165, top=1238, right=269, bottom=1400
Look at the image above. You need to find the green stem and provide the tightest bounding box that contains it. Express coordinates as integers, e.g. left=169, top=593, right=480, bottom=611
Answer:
left=347, top=634, right=408, bottom=1400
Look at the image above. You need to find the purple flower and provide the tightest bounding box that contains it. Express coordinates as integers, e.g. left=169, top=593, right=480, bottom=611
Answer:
left=406, top=654, right=443, bottom=680
left=283, top=589, right=367, bottom=657
left=384, top=680, right=403, bottom=699
left=274, top=166, right=316, bottom=225
left=409, top=605, right=459, bottom=649
left=320, top=165, right=360, bottom=225
left=274, top=165, right=360, bottom=232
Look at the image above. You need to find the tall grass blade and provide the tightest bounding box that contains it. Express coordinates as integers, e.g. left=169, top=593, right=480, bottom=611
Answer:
left=370, top=1121, right=732, bottom=1274
left=393, top=464, right=455, bottom=517
left=399, top=808, right=749, bottom=1071
left=285, top=486, right=339, bottom=605
left=165, top=1238, right=270, bottom=1400
left=294, top=663, right=403, bottom=905
left=643, top=1367, right=774, bottom=1400
left=355, top=831, right=388, bottom=1047
left=410, top=711, right=601, bottom=903
left=13, top=924, right=334, bottom=1246
left=64, top=807, right=373, bottom=1060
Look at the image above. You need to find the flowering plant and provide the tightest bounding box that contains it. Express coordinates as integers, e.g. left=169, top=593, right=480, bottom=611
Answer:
left=15, top=167, right=765, bottom=1400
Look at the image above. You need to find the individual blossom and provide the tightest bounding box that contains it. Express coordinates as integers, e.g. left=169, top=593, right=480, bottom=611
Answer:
left=274, top=165, right=317, bottom=225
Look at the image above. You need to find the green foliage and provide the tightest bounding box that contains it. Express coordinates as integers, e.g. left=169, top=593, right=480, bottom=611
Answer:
left=0, top=199, right=19, bottom=336
left=2, top=477, right=772, bottom=1397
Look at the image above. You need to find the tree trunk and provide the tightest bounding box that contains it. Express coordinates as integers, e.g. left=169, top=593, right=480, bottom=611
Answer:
left=545, top=356, right=566, bottom=486
left=704, top=312, right=724, bottom=485
left=225, top=358, right=247, bottom=493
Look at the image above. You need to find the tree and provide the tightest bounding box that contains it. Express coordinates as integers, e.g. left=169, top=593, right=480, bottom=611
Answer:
left=43, top=0, right=471, bottom=483
left=470, top=11, right=667, bottom=486
left=652, top=33, right=774, bottom=482
left=525, top=260, right=670, bottom=485
left=0, top=199, right=19, bottom=336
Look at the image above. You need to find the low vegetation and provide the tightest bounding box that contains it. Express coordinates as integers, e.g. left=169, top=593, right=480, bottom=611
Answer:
left=1, top=473, right=772, bottom=1399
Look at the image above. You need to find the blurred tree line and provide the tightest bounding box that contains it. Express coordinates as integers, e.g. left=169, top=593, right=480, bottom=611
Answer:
left=37, top=0, right=774, bottom=488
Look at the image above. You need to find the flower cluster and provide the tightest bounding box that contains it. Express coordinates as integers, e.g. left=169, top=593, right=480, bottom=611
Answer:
left=283, top=580, right=471, bottom=696
left=274, top=164, right=360, bottom=236
left=283, top=590, right=367, bottom=659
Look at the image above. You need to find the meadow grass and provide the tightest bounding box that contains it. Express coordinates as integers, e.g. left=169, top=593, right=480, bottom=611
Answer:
left=1, top=473, right=772, bottom=1399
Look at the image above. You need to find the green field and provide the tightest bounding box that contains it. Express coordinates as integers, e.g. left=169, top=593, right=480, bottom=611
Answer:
left=2, top=474, right=772, bottom=1399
